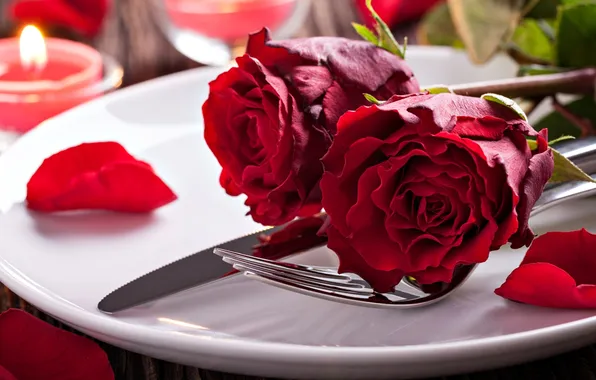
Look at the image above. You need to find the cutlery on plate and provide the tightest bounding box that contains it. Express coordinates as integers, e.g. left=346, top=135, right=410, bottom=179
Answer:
left=213, top=247, right=477, bottom=309
left=212, top=168, right=596, bottom=307
left=97, top=137, right=596, bottom=314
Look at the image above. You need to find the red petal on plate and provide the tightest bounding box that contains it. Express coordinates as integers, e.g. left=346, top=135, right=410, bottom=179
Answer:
left=0, top=309, right=114, bottom=380
left=11, top=0, right=109, bottom=38
left=0, top=365, right=17, bottom=380
left=26, top=142, right=177, bottom=213
left=495, top=229, right=596, bottom=308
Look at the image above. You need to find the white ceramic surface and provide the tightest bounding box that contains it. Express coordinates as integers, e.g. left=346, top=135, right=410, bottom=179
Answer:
left=1, top=47, right=595, bottom=380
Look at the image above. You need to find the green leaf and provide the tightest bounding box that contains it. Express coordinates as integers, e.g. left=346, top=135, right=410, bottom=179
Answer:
left=550, top=147, right=596, bottom=183
left=517, top=64, right=566, bottom=75
left=365, top=0, right=405, bottom=58
left=561, top=0, right=596, bottom=5
left=364, top=93, right=383, bottom=105
left=422, top=85, right=454, bottom=94
left=417, top=2, right=464, bottom=48
left=555, top=2, right=596, bottom=67
left=527, top=136, right=595, bottom=183
left=447, top=0, right=526, bottom=63
left=481, top=93, right=528, bottom=120
left=352, top=23, right=379, bottom=45
left=511, top=19, right=554, bottom=62
left=549, top=135, right=576, bottom=144
left=533, top=96, right=596, bottom=138
left=525, top=0, right=560, bottom=18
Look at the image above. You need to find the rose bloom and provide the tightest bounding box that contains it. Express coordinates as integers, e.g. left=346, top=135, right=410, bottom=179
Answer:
left=203, top=28, right=419, bottom=226
left=320, top=93, right=554, bottom=292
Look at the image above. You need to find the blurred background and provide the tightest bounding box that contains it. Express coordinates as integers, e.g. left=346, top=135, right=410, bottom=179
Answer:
left=0, top=0, right=432, bottom=86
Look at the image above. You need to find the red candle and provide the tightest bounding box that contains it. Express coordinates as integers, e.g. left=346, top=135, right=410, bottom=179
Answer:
left=0, top=25, right=103, bottom=135
left=165, top=0, right=297, bottom=42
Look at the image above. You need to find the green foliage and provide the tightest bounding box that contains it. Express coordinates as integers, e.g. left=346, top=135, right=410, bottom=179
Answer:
left=353, top=0, right=406, bottom=58
left=525, top=0, right=560, bottom=18
left=555, top=1, right=596, bottom=67
left=446, top=0, right=527, bottom=63
left=511, top=19, right=554, bottom=62
left=423, top=86, right=454, bottom=94
left=352, top=23, right=379, bottom=45
left=550, top=147, right=596, bottom=183
left=417, top=3, right=463, bottom=48
left=363, top=93, right=383, bottom=105
left=526, top=135, right=595, bottom=184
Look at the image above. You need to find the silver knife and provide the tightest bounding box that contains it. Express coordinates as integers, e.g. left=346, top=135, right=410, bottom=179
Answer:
left=98, top=137, right=596, bottom=314
left=98, top=226, right=283, bottom=313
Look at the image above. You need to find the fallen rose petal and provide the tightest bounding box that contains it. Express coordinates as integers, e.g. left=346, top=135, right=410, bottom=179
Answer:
left=26, top=142, right=177, bottom=213
left=11, top=0, right=109, bottom=38
left=0, top=309, right=114, bottom=380
left=495, top=229, right=596, bottom=308
left=0, top=365, right=17, bottom=380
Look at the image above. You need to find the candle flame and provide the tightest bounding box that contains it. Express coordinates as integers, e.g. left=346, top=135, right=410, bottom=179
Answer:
left=19, top=25, right=47, bottom=72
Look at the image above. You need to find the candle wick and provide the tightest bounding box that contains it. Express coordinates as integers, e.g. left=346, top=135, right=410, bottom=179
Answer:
left=23, top=60, right=45, bottom=79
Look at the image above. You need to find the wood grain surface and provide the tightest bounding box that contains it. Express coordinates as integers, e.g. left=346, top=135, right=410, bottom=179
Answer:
left=0, top=0, right=593, bottom=379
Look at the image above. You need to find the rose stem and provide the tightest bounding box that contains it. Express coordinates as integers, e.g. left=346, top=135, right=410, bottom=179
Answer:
left=450, top=67, right=596, bottom=98
left=551, top=95, right=594, bottom=137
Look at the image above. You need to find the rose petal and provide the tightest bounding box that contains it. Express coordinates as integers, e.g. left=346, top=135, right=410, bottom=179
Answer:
left=509, top=129, right=554, bottom=248
left=247, top=29, right=419, bottom=94
left=525, top=229, right=596, bottom=285
left=26, top=142, right=177, bottom=213
left=289, top=66, right=334, bottom=105
left=219, top=170, right=242, bottom=196
left=495, top=229, right=596, bottom=308
left=495, top=263, right=596, bottom=309
left=0, top=365, right=17, bottom=380
left=11, top=0, right=109, bottom=37
left=0, top=309, right=114, bottom=380
left=328, top=225, right=404, bottom=293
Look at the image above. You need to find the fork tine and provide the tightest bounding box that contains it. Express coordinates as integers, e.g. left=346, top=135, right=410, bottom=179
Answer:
left=214, top=248, right=353, bottom=282
left=233, top=263, right=375, bottom=298
left=223, top=255, right=371, bottom=292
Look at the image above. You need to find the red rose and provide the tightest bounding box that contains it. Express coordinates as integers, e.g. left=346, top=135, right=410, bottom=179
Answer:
left=496, top=229, right=596, bottom=309
left=11, top=0, right=110, bottom=38
left=355, top=0, right=443, bottom=27
left=203, top=28, right=419, bottom=226
left=320, top=93, right=554, bottom=292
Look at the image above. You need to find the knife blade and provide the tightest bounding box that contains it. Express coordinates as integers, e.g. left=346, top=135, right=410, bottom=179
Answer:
left=98, top=227, right=281, bottom=313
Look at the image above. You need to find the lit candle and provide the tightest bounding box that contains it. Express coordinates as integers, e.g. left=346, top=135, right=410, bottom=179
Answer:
left=0, top=25, right=106, bottom=137
left=165, top=0, right=297, bottom=42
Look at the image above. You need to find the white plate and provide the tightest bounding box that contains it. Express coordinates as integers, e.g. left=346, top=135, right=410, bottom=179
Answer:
left=1, top=47, right=595, bottom=380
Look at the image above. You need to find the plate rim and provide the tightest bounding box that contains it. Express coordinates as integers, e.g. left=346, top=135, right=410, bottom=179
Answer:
left=0, top=52, right=595, bottom=375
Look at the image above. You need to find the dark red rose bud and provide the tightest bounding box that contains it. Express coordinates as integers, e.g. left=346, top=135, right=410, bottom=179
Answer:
left=320, top=93, right=553, bottom=293
left=204, top=28, right=419, bottom=226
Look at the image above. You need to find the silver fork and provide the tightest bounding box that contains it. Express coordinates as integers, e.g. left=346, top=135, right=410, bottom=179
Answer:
left=213, top=247, right=478, bottom=308
left=212, top=137, right=596, bottom=308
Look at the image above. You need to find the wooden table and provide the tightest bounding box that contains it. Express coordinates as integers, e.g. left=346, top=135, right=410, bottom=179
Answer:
left=1, top=1, right=596, bottom=379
